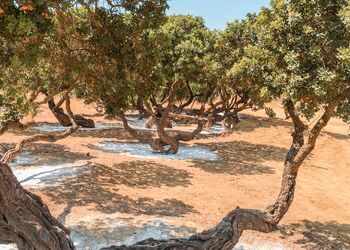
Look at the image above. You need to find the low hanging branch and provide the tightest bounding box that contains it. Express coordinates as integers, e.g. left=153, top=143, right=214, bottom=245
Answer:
left=1, top=96, right=80, bottom=164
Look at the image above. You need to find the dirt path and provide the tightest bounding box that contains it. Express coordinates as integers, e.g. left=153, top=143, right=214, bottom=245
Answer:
left=2, top=99, right=349, bottom=249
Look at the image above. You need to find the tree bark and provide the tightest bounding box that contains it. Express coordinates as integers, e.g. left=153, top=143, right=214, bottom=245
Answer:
left=0, top=163, right=75, bottom=250
left=175, top=121, right=203, bottom=142
left=117, top=111, right=168, bottom=153
left=47, top=98, right=95, bottom=128
left=120, top=84, right=203, bottom=155
left=177, top=82, right=200, bottom=114
left=135, top=98, right=147, bottom=119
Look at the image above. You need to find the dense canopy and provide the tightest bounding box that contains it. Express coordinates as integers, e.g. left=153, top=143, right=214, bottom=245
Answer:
left=0, top=0, right=349, bottom=249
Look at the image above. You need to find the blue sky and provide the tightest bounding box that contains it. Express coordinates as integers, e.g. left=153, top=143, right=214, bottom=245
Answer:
left=167, top=0, right=271, bottom=30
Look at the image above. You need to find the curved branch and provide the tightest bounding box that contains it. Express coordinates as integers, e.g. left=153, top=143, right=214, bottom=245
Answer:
left=103, top=208, right=275, bottom=250
left=178, top=82, right=199, bottom=112
left=175, top=121, right=203, bottom=142
left=117, top=110, right=168, bottom=153
left=116, top=110, right=143, bottom=139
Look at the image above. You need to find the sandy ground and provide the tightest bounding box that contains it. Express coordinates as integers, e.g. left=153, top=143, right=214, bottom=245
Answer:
left=1, top=98, right=350, bottom=250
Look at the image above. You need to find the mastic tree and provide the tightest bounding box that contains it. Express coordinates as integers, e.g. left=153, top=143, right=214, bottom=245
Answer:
left=157, top=15, right=214, bottom=114
left=204, top=14, right=276, bottom=130
left=112, top=15, right=214, bottom=154
left=0, top=0, right=83, bottom=248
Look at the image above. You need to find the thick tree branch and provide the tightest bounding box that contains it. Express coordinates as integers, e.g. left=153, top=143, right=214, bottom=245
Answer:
left=1, top=96, right=79, bottom=164
left=175, top=121, right=203, bottom=142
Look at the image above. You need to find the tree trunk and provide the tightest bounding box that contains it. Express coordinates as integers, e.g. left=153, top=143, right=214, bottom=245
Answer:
left=177, top=82, right=199, bottom=114
left=48, top=98, right=95, bottom=128
left=135, top=98, right=147, bottom=119
left=223, top=111, right=240, bottom=130
left=175, top=121, right=203, bottom=142
left=0, top=163, right=75, bottom=250
left=117, top=111, right=168, bottom=153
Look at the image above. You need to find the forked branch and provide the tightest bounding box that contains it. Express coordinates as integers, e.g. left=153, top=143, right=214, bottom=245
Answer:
left=1, top=95, right=79, bottom=164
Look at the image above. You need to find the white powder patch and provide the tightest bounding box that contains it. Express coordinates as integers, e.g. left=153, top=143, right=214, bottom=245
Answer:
left=98, top=141, right=218, bottom=161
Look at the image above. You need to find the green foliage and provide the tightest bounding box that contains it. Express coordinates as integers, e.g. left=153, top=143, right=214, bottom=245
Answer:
left=155, top=15, right=214, bottom=102
left=227, top=0, right=350, bottom=122
left=0, top=0, right=349, bottom=126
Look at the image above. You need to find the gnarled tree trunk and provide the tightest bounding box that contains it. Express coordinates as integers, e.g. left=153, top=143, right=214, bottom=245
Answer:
left=0, top=163, right=75, bottom=250
left=48, top=98, right=95, bottom=128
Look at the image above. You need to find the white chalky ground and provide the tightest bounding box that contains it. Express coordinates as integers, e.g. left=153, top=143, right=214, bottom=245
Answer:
left=30, top=123, right=119, bottom=132
left=29, top=117, right=227, bottom=135
left=2, top=118, right=288, bottom=250
left=98, top=141, right=219, bottom=161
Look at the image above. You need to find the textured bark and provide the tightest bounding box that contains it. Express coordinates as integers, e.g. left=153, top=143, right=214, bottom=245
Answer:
left=156, top=82, right=203, bottom=153
left=103, top=208, right=275, bottom=250
left=119, top=82, right=203, bottom=154
left=48, top=98, right=95, bottom=128
left=0, top=163, right=75, bottom=250
left=155, top=81, right=182, bottom=154
left=117, top=111, right=168, bottom=152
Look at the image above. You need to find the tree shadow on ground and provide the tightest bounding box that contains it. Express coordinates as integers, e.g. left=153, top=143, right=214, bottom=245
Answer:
left=7, top=143, right=92, bottom=167
left=44, top=162, right=196, bottom=217
left=280, top=220, right=350, bottom=249
left=69, top=217, right=196, bottom=249
left=73, top=127, right=133, bottom=139
left=323, top=130, right=349, bottom=141
left=13, top=122, right=194, bottom=140
left=96, top=161, right=192, bottom=188
left=191, top=141, right=288, bottom=175
left=203, top=114, right=349, bottom=142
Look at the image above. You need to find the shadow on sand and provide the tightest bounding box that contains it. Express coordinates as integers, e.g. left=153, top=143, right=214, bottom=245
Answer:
left=191, top=141, right=288, bottom=175
left=44, top=161, right=196, bottom=217
left=9, top=143, right=92, bottom=167
left=95, top=161, right=192, bottom=188
left=280, top=220, right=350, bottom=249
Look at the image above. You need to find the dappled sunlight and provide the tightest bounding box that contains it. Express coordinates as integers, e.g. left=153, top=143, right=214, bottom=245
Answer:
left=43, top=162, right=197, bottom=216
left=280, top=220, right=350, bottom=249
left=191, top=141, right=288, bottom=175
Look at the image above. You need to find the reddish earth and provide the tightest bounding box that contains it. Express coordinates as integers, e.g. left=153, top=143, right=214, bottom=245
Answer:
left=2, top=99, right=349, bottom=249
